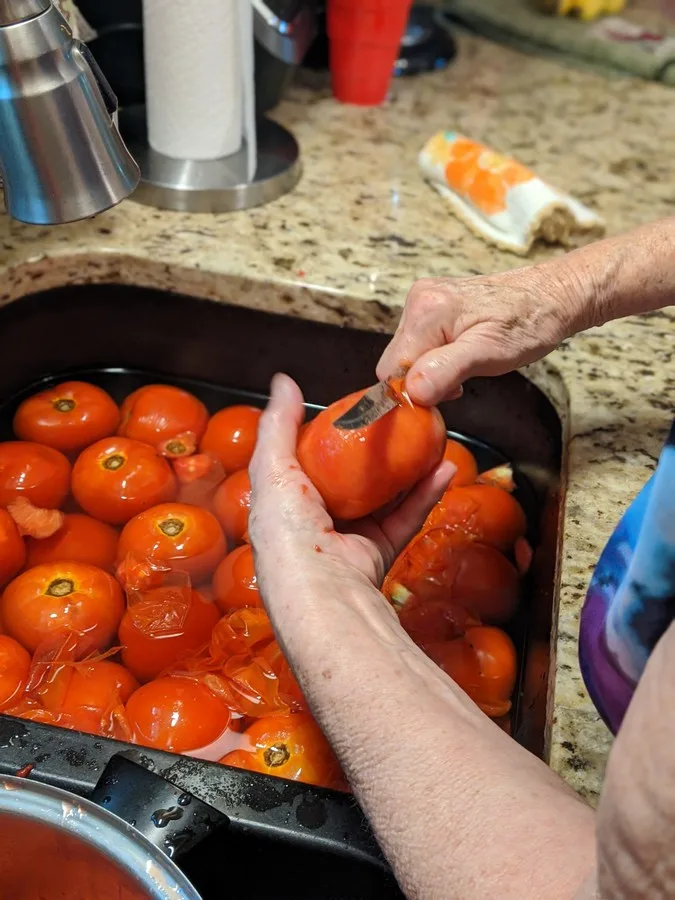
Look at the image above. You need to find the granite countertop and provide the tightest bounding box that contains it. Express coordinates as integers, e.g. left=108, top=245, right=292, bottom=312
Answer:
left=1, top=35, right=674, bottom=804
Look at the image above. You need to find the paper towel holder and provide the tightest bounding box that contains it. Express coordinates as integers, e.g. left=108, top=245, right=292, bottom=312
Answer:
left=118, top=105, right=300, bottom=213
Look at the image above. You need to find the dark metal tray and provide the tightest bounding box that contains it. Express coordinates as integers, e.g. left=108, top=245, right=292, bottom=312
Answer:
left=0, top=283, right=564, bottom=898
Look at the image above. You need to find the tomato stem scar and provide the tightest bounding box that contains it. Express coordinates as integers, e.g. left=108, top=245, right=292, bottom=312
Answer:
left=159, top=518, right=185, bottom=538
left=53, top=398, right=76, bottom=413
left=103, top=454, right=125, bottom=471
left=264, top=743, right=290, bottom=768
left=46, top=578, right=74, bottom=597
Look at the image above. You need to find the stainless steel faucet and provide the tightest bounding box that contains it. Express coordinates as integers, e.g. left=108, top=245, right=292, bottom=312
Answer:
left=0, top=0, right=140, bottom=225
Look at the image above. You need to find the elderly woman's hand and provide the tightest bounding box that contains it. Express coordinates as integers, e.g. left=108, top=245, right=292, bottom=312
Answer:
left=376, top=265, right=591, bottom=407
left=248, top=373, right=453, bottom=603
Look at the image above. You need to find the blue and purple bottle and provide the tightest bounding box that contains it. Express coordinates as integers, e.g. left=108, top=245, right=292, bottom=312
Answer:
left=579, top=421, right=675, bottom=734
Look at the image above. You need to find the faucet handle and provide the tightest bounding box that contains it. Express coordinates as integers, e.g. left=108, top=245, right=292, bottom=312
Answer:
left=72, top=41, right=119, bottom=119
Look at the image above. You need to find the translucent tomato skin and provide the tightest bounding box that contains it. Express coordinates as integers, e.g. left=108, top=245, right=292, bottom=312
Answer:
left=0, top=635, right=31, bottom=710
left=212, top=545, right=262, bottom=612
left=220, top=713, right=341, bottom=789
left=119, top=589, right=221, bottom=683
left=0, top=442, right=71, bottom=510
left=200, top=406, right=261, bottom=473
left=71, top=437, right=177, bottom=526
left=13, top=381, right=120, bottom=454
left=297, top=387, right=446, bottom=520
left=0, top=509, right=25, bottom=588
left=443, top=439, right=478, bottom=487
left=428, top=484, right=527, bottom=552
left=125, top=676, right=231, bottom=753
left=25, top=513, right=119, bottom=572
left=118, top=384, right=209, bottom=447
left=0, top=562, right=125, bottom=654
left=212, top=469, right=251, bottom=546
left=118, top=502, right=226, bottom=583
left=59, top=661, right=139, bottom=716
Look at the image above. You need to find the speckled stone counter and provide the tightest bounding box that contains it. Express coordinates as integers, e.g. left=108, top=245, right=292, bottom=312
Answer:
left=1, top=35, right=674, bottom=804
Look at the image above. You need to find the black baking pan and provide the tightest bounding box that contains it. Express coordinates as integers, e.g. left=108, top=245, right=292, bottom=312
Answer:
left=0, top=283, right=564, bottom=897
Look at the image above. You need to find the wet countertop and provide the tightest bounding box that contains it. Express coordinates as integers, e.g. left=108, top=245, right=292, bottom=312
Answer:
left=1, top=35, right=674, bottom=804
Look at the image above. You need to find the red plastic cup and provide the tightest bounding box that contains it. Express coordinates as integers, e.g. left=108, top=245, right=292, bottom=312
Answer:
left=327, top=0, right=413, bottom=106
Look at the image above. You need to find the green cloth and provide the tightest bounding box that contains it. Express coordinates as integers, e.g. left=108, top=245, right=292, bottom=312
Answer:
left=442, top=0, right=675, bottom=85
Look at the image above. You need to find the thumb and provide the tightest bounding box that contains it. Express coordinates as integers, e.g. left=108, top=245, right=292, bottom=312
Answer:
left=250, top=373, right=304, bottom=473
left=405, top=333, right=512, bottom=406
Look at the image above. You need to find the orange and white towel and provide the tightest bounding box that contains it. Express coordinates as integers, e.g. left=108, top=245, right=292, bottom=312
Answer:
left=419, top=132, right=604, bottom=256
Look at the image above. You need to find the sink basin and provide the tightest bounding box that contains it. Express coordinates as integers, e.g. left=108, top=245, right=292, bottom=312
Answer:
left=0, top=283, right=565, bottom=898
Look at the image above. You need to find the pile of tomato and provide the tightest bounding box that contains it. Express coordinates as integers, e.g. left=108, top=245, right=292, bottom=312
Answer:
left=0, top=375, right=529, bottom=792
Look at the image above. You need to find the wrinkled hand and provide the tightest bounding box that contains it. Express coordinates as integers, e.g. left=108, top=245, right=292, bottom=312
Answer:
left=377, top=264, right=590, bottom=406
left=248, top=374, right=454, bottom=603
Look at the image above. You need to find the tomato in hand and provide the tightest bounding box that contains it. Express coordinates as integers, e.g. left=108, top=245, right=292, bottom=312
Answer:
left=119, top=589, right=220, bottom=683
left=212, top=544, right=261, bottom=612
left=425, top=625, right=517, bottom=718
left=118, top=384, right=209, bottom=448
left=297, top=381, right=446, bottom=520
left=443, top=439, right=478, bottom=487
left=13, top=381, right=120, bottom=454
left=25, top=513, right=119, bottom=572
left=200, top=406, right=261, bottom=473
left=1, top=561, right=124, bottom=654
left=0, top=635, right=31, bottom=710
left=118, top=502, right=226, bottom=583
left=212, top=469, right=251, bottom=546
left=220, top=713, right=341, bottom=789
left=125, top=676, right=231, bottom=753
left=72, top=437, right=177, bottom=525
left=0, top=442, right=71, bottom=510
left=0, top=509, right=25, bottom=588
left=427, top=484, right=527, bottom=552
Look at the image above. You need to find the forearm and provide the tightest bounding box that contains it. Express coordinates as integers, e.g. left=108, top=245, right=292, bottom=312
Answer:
left=550, top=217, right=675, bottom=333
left=263, top=562, right=596, bottom=900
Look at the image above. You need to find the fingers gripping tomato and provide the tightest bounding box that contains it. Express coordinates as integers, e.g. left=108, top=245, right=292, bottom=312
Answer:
left=297, top=380, right=446, bottom=520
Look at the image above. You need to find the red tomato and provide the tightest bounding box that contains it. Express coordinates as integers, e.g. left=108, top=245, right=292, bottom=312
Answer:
left=397, top=597, right=476, bottom=647
left=72, top=437, right=177, bottom=525
left=59, top=661, right=139, bottom=717
left=209, top=608, right=274, bottom=660
left=426, top=625, right=517, bottom=718
left=0, top=442, right=71, bottom=509
left=0, top=635, right=31, bottom=710
left=297, top=382, right=446, bottom=520
left=13, top=381, right=120, bottom=453
left=443, top=439, right=478, bottom=487
left=1, top=562, right=124, bottom=654
left=427, top=484, right=527, bottom=552
left=25, top=513, right=119, bottom=572
left=220, top=713, right=340, bottom=789
left=259, top=641, right=307, bottom=711
left=385, top=529, right=520, bottom=625
left=118, top=502, right=226, bottom=583
left=200, top=406, right=261, bottom=473
left=119, top=589, right=220, bottom=683
left=0, top=509, right=25, bottom=588
left=119, top=384, right=208, bottom=447
left=212, top=545, right=261, bottom=612
left=212, top=469, right=251, bottom=546
left=125, top=676, right=231, bottom=753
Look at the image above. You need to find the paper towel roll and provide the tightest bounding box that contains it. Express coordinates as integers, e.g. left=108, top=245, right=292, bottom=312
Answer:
left=143, top=0, right=253, bottom=163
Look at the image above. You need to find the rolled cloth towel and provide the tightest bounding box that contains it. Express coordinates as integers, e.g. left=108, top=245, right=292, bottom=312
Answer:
left=419, top=131, right=605, bottom=256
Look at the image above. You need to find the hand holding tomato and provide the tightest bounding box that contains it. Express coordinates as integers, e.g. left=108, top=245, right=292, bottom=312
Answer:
left=249, top=374, right=456, bottom=600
